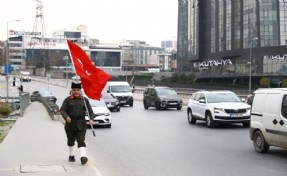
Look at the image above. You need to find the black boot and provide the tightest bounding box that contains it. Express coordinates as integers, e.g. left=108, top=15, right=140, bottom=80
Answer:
left=69, top=156, right=75, bottom=162
left=81, top=157, right=88, bottom=164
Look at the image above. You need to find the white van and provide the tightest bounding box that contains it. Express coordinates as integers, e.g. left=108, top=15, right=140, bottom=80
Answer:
left=104, top=81, right=134, bottom=107
left=20, top=71, right=31, bottom=82
left=250, top=88, right=287, bottom=153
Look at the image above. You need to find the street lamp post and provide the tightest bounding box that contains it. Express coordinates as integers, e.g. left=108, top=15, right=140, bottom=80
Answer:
left=248, top=37, right=258, bottom=94
left=6, top=19, right=21, bottom=101
left=63, top=56, right=69, bottom=86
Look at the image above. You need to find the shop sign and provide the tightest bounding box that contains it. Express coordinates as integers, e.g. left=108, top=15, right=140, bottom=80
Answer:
left=193, top=59, right=232, bottom=69
left=263, top=54, right=287, bottom=61
left=9, top=30, right=41, bottom=36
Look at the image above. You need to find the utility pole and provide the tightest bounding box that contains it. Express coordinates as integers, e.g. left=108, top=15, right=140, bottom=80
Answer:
left=63, top=56, right=69, bottom=86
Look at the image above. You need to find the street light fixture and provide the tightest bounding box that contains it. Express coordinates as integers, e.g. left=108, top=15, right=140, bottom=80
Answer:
left=6, top=19, right=21, bottom=101
left=249, top=37, right=258, bottom=94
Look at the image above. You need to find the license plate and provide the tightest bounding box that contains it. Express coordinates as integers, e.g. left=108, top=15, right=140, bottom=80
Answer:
left=231, top=114, right=243, bottom=118
left=170, top=103, right=177, bottom=105
left=120, top=101, right=126, bottom=103
left=107, top=104, right=112, bottom=107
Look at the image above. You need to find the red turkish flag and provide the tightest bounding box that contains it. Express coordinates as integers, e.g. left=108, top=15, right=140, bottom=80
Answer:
left=67, top=40, right=112, bottom=100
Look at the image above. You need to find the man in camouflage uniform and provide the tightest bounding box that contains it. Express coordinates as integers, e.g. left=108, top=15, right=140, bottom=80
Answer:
left=60, top=82, right=95, bottom=165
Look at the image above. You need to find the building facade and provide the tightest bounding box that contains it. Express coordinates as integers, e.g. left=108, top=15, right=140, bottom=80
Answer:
left=161, top=39, right=177, bottom=52
left=2, top=27, right=167, bottom=76
left=177, top=0, right=287, bottom=86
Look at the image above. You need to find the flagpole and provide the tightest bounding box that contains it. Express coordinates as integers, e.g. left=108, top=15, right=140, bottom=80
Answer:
left=81, top=90, right=96, bottom=137
left=66, top=39, right=76, bottom=75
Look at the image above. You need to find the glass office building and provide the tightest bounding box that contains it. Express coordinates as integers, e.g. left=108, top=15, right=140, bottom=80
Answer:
left=178, top=0, right=287, bottom=86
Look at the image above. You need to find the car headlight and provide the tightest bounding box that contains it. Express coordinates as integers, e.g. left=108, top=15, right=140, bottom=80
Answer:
left=104, top=112, right=110, bottom=116
left=159, top=98, right=166, bottom=101
left=213, top=107, right=224, bottom=113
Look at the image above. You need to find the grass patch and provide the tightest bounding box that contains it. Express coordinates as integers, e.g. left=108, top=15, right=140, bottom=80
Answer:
left=0, top=120, right=16, bottom=143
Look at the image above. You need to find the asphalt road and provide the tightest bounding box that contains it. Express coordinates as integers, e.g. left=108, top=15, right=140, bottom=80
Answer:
left=86, top=101, right=287, bottom=176
left=3, top=76, right=287, bottom=176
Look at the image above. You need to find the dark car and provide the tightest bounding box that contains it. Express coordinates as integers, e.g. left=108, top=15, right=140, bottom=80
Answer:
left=143, top=86, right=183, bottom=110
left=101, top=93, right=120, bottom=112
left=30, top=91, right=57, bottom=103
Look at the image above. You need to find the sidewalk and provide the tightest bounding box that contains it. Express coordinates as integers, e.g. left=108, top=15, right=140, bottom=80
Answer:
left=0, top=102, right=102, bottom=176
left=0, top=76, right=102, bottom=175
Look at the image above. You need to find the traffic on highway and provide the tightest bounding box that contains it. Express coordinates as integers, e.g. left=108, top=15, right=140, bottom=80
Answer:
left=1, top=75, right=287, bottom=176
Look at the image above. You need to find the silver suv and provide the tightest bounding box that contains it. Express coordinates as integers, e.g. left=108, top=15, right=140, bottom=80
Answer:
left=187, top=90, right=251, bottom=128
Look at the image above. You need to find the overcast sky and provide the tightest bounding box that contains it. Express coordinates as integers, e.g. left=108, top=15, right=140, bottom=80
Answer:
left=0, top=0, right=178, bottom=47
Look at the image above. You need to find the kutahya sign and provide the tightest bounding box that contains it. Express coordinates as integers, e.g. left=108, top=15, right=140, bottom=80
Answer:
left=193, top=59, right=233, bottom=69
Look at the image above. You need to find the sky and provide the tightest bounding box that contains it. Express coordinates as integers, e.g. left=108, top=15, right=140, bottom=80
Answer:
left=0, top=0, right=178, bottom=47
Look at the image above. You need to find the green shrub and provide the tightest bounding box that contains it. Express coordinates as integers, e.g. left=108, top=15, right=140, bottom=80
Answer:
left=259, top=77, right=270, bottom=88
left=281, top=80, right=287, bottom=88
left=0, top=103, right=12, bottom=116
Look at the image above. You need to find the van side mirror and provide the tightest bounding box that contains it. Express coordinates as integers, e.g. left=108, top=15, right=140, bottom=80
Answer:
left=198, top=99, right=206, bottom=103
left=107, top=90, right=110, bottom=93
left=132, top=89, right=135, bottom=93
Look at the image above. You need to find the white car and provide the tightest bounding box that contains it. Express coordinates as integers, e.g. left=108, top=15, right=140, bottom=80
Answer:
left=85, top=99, right=112, bottom=128
left=187, top=90, right=251, bottom=128
left=71, top=75, right=81, bottom=82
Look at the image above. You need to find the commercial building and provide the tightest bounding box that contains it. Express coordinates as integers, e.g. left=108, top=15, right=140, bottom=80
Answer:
left=1, top=26, right=168, bottom=77
left=177, top=0, right=287, bottom=87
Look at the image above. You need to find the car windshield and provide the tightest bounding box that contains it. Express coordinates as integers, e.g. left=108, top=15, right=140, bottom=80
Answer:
left=156, top=88, right=178, bottom=96
left=111, top=85, right=131, bottom=92
left=102, top=93, right=114, bottom=99
left=40, top=91, right=53, bottom=96
left=89, top=100, right=106, bottom=107
left=206, top=93, right=241, bottom=103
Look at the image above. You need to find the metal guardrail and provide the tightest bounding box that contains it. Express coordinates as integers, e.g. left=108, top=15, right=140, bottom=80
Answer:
left=19, top=92, right=30, bottom=116
left=133, top=87, right=248, bottom=100
left=41, top=98, right=59, bottom=120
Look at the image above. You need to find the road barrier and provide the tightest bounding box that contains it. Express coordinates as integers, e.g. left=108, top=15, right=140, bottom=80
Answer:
left=0, top=92, right=30, bottom=117
left=41, top=98, right=59, bottom=120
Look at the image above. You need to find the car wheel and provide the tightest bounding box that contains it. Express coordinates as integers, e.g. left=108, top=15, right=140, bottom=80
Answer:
left=130, top=102, right=133, bottom=107
left=187, top=109, right=196, bottom=124
left=243, top=121, right=250, bottom=128
left=155, top=102, right=161, bottom=110
left=206, top=112, right=215, bottom=128
left=117, top=107, right=120, bottom=112
left=177, top=107, right=182, bottom=110
left=143, top=101, right=148, bottom=109
left=253, top=130, right=269, bottom=153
